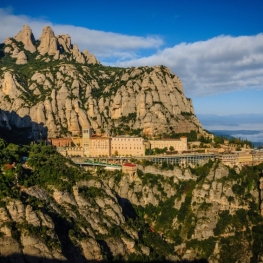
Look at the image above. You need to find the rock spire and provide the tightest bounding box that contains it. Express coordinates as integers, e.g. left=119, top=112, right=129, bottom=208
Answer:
left=37, top=26, right=59, bottom=55
left=14, top=24, right=36, bottom=53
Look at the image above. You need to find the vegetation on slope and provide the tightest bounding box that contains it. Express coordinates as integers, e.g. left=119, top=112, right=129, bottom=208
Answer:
left=0, top=136, right=263, bottom=262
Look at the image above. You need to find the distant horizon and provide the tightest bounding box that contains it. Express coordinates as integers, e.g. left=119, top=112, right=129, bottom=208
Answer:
left=196, top=113, right=263, bottom=143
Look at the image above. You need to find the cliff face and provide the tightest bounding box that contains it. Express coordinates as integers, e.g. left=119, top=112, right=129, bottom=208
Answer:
left=0, top=25, right=202, bottom=138
left=0, top=142, right=263, bottom=262
left=106, top=162, right=263, bottom=263
left=0, top=183, right=127, bottom=262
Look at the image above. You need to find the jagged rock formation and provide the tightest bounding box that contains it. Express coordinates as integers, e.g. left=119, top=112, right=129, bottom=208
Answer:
left=105, top=162, right=263, bottom=262
left=2, top=25, right=99, bottom=65
left=37, top=25, right=58, bottom=56
left=14, top=24, right=36, bottom=53
left=0, top=154, right=163, bottom=262
left=0, top=141, right=263, bottom=262
left=0, top=180, right=131, bottom=262
left=0, top=25, right=203, bottom=138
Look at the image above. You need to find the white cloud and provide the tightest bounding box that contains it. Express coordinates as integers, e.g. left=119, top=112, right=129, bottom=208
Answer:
left=1, top=8, right=262, bottom=98
left=117, top=34, right=263, bottom=97
left=0, top=8, right=163, bottom=60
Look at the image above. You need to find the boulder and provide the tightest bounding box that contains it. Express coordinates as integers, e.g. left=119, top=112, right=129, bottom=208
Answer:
left=16, top=51, right=28, bottom=64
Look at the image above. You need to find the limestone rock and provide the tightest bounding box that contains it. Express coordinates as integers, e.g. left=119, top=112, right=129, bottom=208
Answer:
left=14, top=24, right=36, bottom=53
left=0, top=237, right=23, bottom=262
left=38, top=26, right=59, bottom=55
left=105, top=237, right=126, bottom=257
left=1, top=72, right=21, bottom=99
left=53, top=189, right=77, bottom=206
left=0, top=26, right=204, bottom=137
left=80, top=238, right=103, bottom=261
left=21, top=233, right=65, bottom=261
left=83, top=49, right=99, bottom=64
left=140, top=245, right=150, bottom=256
left=4, top=37, right=13, bottom=45
left=6, top=200, right=25, bottom=223
left=4, top=46, right=12, bottom=53
left=72, top=44, right=86, bottom=64
left=25, top=205, right=40, bottom=227
left=16, top=51, right=28, bottom=64
left=23, top=186, right=50, bottom=201
left=11, top=47, right=20, bottom=58
left=121, top=237, right=136, bottom=252
left=57, top=34, right=72, bottom=52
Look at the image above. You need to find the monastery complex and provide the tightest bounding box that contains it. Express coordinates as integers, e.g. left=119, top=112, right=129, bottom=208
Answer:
left=47, top=128, right=263, bottom=168
left=48, top=128, right=188, bottom=158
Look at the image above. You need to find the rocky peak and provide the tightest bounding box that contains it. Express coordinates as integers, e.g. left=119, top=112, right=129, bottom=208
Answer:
left=0, top=25, right=201, bottom=137
left=83, top=49, right=99, bottom=64
left=37, top=26, right=59, bottom=55
left=16, top=51, right=28, bottom=65
left=14, top=24, right=36, bottom=53
left=57, top=34, right=72, bottom=52
left=3, top=25, right=100, bottom=65
left=72, top=44, right=85, bottom=63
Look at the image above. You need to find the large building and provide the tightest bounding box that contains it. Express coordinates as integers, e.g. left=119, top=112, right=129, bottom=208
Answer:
left=48, top=137, right=73, bottom=147
left=89, top=136, right=111, bottom=157
left=216, top=151, right=263, bottom=166
left=149, top=137, right=187, bottom=153
left=50, top=130, right=189, bottom=157
left=111, top=136, right=145, bottom=156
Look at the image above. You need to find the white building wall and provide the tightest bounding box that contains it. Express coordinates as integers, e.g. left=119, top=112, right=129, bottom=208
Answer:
left=111, top=136, right=145, bottom=156
left=149, top=137, right=187, bottom=152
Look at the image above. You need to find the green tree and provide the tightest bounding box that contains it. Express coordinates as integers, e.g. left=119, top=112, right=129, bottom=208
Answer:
left=169, top=146, right=175, bottom=151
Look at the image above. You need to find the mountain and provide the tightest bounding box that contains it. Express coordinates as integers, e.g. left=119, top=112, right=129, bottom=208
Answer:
left=1, top=142, right=263, bottom=262
left=0, top=25, right=203, bottom=138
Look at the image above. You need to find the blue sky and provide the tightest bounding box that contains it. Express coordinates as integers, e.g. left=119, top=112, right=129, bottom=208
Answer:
left=0, top=0, right=263, bottom=122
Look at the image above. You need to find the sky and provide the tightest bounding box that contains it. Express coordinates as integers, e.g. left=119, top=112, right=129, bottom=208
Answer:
left=0, top=0, right=263, bottom=135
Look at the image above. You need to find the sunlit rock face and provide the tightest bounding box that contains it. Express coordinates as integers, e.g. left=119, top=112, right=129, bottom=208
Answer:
left=14, top=24, right=36, bottom=53
left=0, top=25, right=203, bottom=137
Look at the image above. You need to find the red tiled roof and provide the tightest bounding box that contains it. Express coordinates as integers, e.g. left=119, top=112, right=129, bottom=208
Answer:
left=123, top=163, right=136, bottom=167
left=5, top=164, right=13, bottom=170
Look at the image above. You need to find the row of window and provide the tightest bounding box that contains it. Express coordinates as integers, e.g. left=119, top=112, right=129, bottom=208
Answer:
left=112, top=138, right=142, bottom=141
left=112, top=147, right=142, bottom=150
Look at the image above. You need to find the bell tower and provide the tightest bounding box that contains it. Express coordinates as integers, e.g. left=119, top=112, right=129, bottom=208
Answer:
left=82, top=127, right=92, bottom=156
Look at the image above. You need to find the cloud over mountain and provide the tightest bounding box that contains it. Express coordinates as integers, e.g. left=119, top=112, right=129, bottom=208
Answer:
left=0, top=8, right=163, bottom=61
left=118, top=34, right=263, bottom=97
left=1, top=8, right=262, bottom=98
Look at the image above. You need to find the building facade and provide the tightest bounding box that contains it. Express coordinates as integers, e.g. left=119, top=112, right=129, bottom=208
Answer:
left=48, top=138, right=73, bottom=147
left=82, top=128, right=92, bottom=156
left=122, top=163, right=138, bottom=179
left=216, top=153, right=238, bottom=165
left=149, top=137, right=187, bottom=153
left=89, top=137, right=111, bottom=157
left=252, top=151, right=263, bottom=165
left=111, top=136, right=145, bottom=156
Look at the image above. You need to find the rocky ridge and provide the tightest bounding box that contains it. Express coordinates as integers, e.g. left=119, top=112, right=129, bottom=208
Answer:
left=106, top=162, right=263, bottom=262
left=1, top=160, right=263, bottom=262
left=0, top=142, right=263, bottom=262
left=0, top=25, right=203, bottom=137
